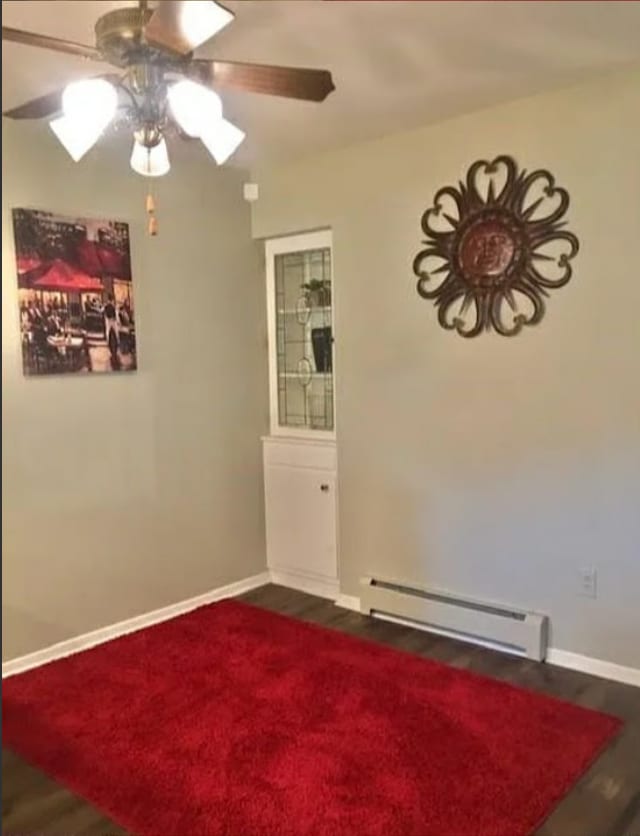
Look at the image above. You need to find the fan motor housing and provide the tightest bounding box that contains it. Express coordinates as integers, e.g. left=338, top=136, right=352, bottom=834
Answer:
left=95, top=8, right=183, bottom=68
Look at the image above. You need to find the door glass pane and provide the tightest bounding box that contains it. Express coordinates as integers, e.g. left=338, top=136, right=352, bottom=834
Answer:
left=274, top=247, right=333, bottom=431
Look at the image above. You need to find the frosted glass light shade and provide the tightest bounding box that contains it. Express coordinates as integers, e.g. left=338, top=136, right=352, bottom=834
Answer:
left=180, top=1, right=234, bottom=45
left=49, top=116, right=107, bottom=162
left=200, top=118, right=246, bottom=164
left=130, top=138, right=171, bottom=177
left=50, top=79, right=118, bottom=162
left=168, top=80, right=222, bottom=138
left=62, top=79, right=118, bottom=124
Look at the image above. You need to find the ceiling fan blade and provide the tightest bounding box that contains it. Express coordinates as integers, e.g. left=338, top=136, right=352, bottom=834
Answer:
left=2, top=26, right=101, bottom=61
left=144, top=1, right=234, bottom=56
left=3, top=90, right=65, bottom=120
left=188, top=60, right=335, bottom=102
left=3, top=74, right=121, bottom=120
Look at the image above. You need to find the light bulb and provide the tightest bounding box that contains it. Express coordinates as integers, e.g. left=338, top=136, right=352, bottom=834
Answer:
left=200, top=118, right=245, bottom=164
left=50, top=79, right=118, bottom=162
left=130, top=138, right=171, bottom=177
left=168, top=80, right=222, bottom=138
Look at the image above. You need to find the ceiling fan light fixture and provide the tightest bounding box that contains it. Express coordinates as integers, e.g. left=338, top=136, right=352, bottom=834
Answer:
left=168, top=79, right=222, bottom=138
left=180, top=1, right=234, bottom=46
left=5, top=5, right=335, bottom=190
left=130, top=137, right=171, bottom=177
left=200, top=117, right=246, bottom=165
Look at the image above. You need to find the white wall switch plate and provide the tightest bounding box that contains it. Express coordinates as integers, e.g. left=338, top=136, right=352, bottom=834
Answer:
left=243, top=183, right=259, bottom=202
left=579, top=567, right=597, bottom=598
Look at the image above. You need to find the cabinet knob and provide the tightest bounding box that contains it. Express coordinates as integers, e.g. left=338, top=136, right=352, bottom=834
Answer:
left=320, top=483, right=330, bottom=492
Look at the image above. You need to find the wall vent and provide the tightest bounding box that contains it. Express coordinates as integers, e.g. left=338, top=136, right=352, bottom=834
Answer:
left=360, top=576, right=548, bottom=661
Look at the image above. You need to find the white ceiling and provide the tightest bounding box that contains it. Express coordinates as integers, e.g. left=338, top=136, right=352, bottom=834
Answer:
left=3, top=0, right=640, bottom=168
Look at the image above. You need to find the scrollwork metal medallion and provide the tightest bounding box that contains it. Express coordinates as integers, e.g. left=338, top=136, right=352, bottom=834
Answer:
left=413, top=155, right=579, bottom=337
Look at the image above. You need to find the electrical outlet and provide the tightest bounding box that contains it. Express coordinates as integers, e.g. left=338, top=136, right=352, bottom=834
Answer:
left=579, top=567, right=597, bottom=598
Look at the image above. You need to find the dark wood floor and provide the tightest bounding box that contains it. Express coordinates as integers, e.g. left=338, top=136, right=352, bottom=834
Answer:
left=3, top=583, right=640, bottom=835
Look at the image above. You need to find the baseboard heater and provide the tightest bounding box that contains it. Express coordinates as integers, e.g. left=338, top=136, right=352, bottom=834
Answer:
left=360, top=576, right=548, bottom=661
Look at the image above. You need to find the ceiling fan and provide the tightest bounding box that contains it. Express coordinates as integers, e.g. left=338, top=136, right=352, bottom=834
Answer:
left=2, top=0, right=336, bottom=175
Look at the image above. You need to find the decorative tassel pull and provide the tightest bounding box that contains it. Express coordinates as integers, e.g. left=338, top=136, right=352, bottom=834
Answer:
left=146, top=189, right=157, bottom=237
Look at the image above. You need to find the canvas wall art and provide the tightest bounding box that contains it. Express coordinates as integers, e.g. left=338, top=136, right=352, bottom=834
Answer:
left=13, top=208, right=136, bottom=376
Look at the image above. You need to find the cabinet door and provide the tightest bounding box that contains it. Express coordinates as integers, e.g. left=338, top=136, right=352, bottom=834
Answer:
left=266, top=231, right=335, bottom=438
left=265, top=465, right=337, bottom=580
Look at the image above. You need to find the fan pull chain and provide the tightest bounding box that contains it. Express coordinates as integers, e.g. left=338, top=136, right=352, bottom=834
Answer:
left=140, top=145, right=158, bottom=236
left=146, top=191, right=158, bottom=237
left=145, top=161, right=158, bottom=237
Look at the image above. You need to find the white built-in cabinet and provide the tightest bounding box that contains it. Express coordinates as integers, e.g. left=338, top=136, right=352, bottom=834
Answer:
left=263, top=231, right=338, bottom=599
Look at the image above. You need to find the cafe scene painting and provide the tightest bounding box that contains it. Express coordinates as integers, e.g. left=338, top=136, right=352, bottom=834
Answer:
left=13, top=208, right=137, bottom=376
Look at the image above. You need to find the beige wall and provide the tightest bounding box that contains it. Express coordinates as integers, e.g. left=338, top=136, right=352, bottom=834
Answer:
left=2, top=122, right=268, bottom=660
left=251, top=70, right=640, bottom=668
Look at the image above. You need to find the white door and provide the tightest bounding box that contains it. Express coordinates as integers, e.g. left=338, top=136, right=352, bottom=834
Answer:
left=265, top=464, right=337, bottom=583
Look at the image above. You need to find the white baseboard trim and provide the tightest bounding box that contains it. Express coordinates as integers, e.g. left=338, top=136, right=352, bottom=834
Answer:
left=334, top=594, right=362, bottom=613
left=546, top=648, right=640, bottom=688
left=2, top=571, right=270, bottom=680
left=268, top=567, right=339, bottom=601
left=330, top=595, right=639, bottom=688
left=5, top=576, right=638, bottom=690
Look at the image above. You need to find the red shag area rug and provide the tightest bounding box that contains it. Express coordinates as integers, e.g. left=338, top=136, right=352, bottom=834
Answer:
left=3, top=599, right=620, bottom=836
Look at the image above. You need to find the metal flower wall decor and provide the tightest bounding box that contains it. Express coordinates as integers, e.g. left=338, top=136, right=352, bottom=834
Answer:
left=413, top=155, right=579, bottom=337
